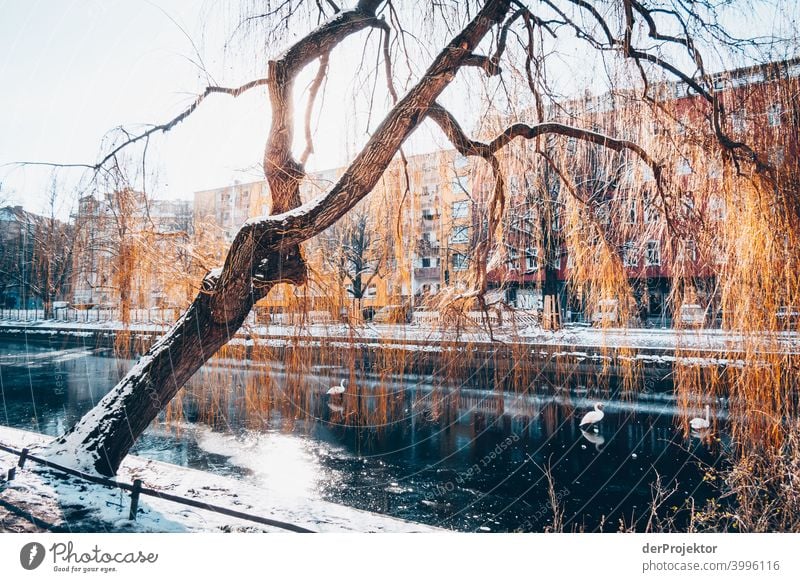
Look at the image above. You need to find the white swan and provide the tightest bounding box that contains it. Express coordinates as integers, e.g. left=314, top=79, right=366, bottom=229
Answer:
left=326, top=379, right=346, bottom=395
left=690, top=405, right=710, bottom=430
left=579, top=402, right=605, bottom=428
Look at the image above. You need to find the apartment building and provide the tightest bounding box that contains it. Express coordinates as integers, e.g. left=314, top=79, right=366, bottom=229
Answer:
left=189, top=57, right=798, bottom=324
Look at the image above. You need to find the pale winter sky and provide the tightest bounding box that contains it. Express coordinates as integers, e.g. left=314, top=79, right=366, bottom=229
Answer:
left=1, top=0, right=280, bottom=215
left=0, top=0, right=467, bottom=216
left=0, top=0, right=795, bottom=217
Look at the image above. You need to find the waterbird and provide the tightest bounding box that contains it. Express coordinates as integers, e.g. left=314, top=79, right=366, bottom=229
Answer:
left=689, top=405, right=711, bottom=430
left=327, top=379, right=346, bottom=395
left=579, top=402, right=605, bottom=428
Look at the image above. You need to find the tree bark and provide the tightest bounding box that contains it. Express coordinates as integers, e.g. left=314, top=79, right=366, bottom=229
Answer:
left=43, top=0, right=512, bottom=476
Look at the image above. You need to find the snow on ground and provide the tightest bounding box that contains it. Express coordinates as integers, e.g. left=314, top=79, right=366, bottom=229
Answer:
left=2, top=317, right=798, bottom=355
left=0, top=426, right=439, bottom=533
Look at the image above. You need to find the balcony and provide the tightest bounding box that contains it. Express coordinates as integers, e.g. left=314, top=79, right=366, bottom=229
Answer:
left=414, top=267, right=440, bottom=280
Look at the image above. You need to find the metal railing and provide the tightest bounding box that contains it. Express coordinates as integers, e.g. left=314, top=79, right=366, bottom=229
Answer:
left=0, top=442, right=314, bottom=533
left=0, top=308, right=178, bottom=325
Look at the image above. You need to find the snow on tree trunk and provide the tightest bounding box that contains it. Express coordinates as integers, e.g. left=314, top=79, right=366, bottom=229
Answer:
left=42, top=0, right=513, bottom=476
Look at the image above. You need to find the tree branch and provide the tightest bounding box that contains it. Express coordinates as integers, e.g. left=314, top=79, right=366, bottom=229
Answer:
left=93, top=78, right=268, bottom=170
left=427, top=101, right=663, bottom=184
left=299, top=53, right=330, bottom=166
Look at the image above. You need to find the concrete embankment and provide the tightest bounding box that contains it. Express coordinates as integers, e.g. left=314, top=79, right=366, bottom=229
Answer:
left=0, top=320, right=752, bottom=384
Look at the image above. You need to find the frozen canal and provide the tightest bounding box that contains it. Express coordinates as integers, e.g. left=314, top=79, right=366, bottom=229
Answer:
left=0, top=340, right=725, bottom=532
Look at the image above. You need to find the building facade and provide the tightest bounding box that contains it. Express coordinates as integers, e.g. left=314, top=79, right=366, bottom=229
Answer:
left=190, top=57, right=798, bottom=325
left=0, top=205, right=72, bottom=310
left=71, top=191, right=193, bottom=309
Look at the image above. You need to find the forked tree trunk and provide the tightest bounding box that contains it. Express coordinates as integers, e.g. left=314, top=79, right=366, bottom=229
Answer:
left=43, top=0, right=512, bottom=476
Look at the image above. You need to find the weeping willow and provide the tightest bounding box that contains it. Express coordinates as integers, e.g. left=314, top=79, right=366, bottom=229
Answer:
left=145, top=65, right=797, bottom=452
left=50, top=0, right=799, bottom=529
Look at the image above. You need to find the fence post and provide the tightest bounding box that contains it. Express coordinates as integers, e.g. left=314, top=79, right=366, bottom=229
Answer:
left=17, top=448, right=29, bottom=468
left=7, top=467, right=16, bottom=481
left=129, top=479, right=142, bottom=520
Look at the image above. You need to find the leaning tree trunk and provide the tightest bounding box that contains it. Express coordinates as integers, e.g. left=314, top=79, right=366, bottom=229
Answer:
left=42, top=0, right=512, bottom=476
left=43, top=244, right=305, bottom=476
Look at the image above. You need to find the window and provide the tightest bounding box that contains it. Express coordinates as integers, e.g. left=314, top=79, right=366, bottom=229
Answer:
left=730, top=112, right=746, bottom=133
left=767, top=104, right=782, bottom=127
left=566, top=137, right=577, bottom=154
left=627, top=199, right=638, bottom=224
left=714, top=244, right=728, bottom=265
left=684, top=240, right=697, bottom=262
left=525, top=248, right=539, bottom=272
left=550, top=252, right=562, bottom=270
left=770, top=146, right=785, bottom=165
left=645, top=240, right=661, bottom=266
left=506, top=247, right=520, bottom=271
left=423, top=185, right=438, bottom=197
left=652, top=121, right=665, bottom=136
left=709, top=195, right=726, bottom=221
left=596, top=202, right=611, bottom=225
left=644, top=195, right=659, bottom=223
left=450, top=225, right=469, bottom=244
left=623, top=242, right=639, bottom=267
left=422, top=208, right=435, bottom=220
left=452, top=253, right=468, bottom=270
left=451, top=200, right=469, bottom=219
left=680, top=193, right=695, bottom=219
left=366, top=284, right=377, bottom=298
left=421, top=257, right=431, bottom=268
left=552, top=210, right=562, bottom=232
left=452, top=175, right=470, bottom=194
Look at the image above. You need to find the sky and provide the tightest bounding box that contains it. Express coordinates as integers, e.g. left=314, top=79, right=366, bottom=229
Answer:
left=0, top=0, right=795, bottom=217
left=0, top=0, right=472, bottom=217
left=0, top=0, right=344, bottom=214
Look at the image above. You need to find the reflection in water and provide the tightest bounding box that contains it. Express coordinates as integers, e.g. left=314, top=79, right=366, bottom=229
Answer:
left=194, top=429, right=332, bottom=503
left=0, top=341, right=726, bottom=531
left=579, top=429, right=605, bottom=451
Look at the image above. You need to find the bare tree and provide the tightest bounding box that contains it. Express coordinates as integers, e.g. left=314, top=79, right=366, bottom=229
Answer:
left=40, top=0, right=787, bottom=475
left=319, top=205, right=386, bottom=316
left=0, top=180, right=72, bottom=315
left=31, top=178, right=74, bottom=318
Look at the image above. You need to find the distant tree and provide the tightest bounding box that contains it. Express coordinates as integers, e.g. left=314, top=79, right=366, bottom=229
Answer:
left=39, top=0, right=793, bottom=475
left=320, top=205, right=386, bottom=315
left=30, top=179, right=74, bottom=318
left=0, top=180, right=72, bottom=313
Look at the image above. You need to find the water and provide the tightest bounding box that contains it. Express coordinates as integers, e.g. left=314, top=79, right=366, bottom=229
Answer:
left=0, top=340, right=726, bottom=532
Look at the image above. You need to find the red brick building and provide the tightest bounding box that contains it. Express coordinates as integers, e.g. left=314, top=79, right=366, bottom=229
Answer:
left=486, top=57, right=800, bottom=326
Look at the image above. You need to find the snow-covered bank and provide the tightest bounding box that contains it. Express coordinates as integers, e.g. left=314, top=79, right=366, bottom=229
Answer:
left=0, top=426, right=440, bottom=533
left=2, top=317, right=798, bottom=358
